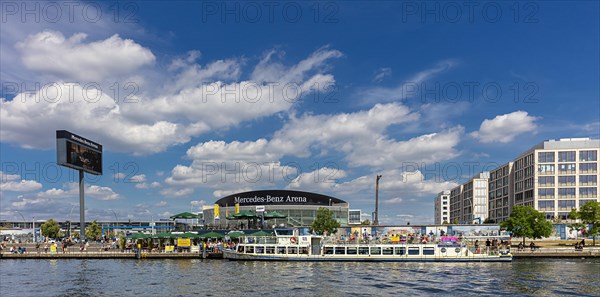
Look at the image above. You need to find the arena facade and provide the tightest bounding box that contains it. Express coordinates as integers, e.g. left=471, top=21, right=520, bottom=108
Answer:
left=202, top=190, right=349, bottom=228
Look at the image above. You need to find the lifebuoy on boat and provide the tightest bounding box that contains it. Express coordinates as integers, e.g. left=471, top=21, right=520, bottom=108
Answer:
left=290, top=236, right=297, bottom=243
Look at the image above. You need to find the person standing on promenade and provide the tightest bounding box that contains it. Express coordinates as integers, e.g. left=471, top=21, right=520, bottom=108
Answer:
left=529, top=242, right=536, bottom=251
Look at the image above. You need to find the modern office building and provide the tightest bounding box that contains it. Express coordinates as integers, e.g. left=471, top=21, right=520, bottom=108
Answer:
left=434, top=190, right=451, bottom=224
left=203, top=190, right=349, bottom=228
left=488, top=162, right=514, bottom=223
left=449, top=172, right=490, bottom=224
left=513, top=138, right=599, bottom=220
left=449, top=185, right=462, bottom=224
left=449, top=137, right=600, bottom=224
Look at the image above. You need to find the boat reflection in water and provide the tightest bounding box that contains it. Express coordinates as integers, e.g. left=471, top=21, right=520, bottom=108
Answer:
left=224, top=229, right=512, bottom=262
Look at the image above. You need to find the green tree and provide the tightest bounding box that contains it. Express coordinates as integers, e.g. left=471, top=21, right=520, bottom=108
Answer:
left=361, top=219, right=371, bottom=226
left=311, top=208, right=340, bottom=235
left=452, top=218, right=459, bottom=224
left=572, top=201, right=600, bottom=246
left=41, top=219, right=61, bottom=239
left=85, top=220, right=102, bottom=241
left=500, top=205, right=553, bottom=245
left=568, top=208, right=586, bottom=240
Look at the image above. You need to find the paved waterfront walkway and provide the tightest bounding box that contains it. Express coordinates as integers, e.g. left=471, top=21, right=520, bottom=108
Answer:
left=512, top=247, right=600, bottom=258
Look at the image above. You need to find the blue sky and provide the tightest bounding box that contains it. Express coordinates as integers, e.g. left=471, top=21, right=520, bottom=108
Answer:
left=1, top=1, right=598, bottom=224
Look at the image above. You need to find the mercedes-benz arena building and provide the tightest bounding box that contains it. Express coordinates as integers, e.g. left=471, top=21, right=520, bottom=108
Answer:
left=202, top=190, right=349, bottom=228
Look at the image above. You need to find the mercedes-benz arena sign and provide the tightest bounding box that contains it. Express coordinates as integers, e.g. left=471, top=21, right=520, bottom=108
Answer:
left=215, top=190, right=346, bottom=206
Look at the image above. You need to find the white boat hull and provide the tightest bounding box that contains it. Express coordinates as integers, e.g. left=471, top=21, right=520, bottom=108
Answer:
left=223, top=250, right=512, bottom=262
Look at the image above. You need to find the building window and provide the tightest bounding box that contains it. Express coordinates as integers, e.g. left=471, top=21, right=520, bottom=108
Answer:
left=558, top=188, right=576, bottom=198
left=580, top=150, right=598, bottom=162
left=515, top=193, right=523, bottom=203
left=537, top=200, right=554, bottom=210
left=525, top=190, right=534, bottom=201
left=557, top=200, right=576, bottom=210
left=557, top=212, right=570, bottom=220
left=538, top=164, right=555, bottom=174
left=558, top=176, right=576, bottom=186
left=579, top=187, right=598, bottom=198
left=558, top=151, right=576, bottom=162
left=538, top=152, right=555, bottom=163
left=538, top=176, right=555, bottom=186
left=580, top=175, right=598, bottom=186
left=558, top=164, right=576, bottom=174
left=525, top=178, right=534, bottom=189
left=580, top=200, right=598, bottom=207
left=516, top=181, right=523, bottom=192
left=580, top=163, right=598, bottom=173
left=538, top=188, right=555, bottom=198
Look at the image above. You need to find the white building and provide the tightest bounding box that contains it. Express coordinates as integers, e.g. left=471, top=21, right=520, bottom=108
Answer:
left=449, top=172, right=489, bottom=224
left=513, top=138, right=599, bottom=220
left=434, top=190, right=451, bottom=224
left=348, top=210, right=362, bottom=225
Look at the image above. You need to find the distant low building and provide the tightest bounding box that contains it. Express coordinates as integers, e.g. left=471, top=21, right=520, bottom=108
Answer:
left=348, top=209, right=362, bottom=225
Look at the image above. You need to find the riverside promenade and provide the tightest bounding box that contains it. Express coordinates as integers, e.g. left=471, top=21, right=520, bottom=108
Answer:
left=2, top=248, right=599, bottom=259
left=0, top=242, right=224, bottom=259
left=0, top=252, right=222, bottom=259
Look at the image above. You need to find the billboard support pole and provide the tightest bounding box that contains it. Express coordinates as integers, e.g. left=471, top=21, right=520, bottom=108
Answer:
left=79, top=170, right=86, bottom=241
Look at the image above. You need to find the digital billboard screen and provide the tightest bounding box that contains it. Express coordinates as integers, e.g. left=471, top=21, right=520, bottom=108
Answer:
left=56, top=130, right=103, bottom=175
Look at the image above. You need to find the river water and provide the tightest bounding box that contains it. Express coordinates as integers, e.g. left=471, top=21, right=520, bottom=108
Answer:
left=1, top=258, right=598, bottom=296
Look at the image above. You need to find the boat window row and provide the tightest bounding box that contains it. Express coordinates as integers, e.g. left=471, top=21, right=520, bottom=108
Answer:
left=323, top=246, right=436, bottom=256
left=238, top=245, right=309, bottom=255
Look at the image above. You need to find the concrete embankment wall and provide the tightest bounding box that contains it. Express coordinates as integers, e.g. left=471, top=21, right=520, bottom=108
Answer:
left=0, top=252, right=222, bottom=259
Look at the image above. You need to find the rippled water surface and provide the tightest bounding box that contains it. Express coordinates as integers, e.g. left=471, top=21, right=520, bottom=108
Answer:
left=1, top=258, right=599, bottom=296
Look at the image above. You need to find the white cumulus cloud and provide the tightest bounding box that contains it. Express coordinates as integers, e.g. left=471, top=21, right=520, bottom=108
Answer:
left=17, top=31, right=155, bottom=81
left=471, top=111, right=539, bottom=143
left=0, top=180, right=43, bottom=192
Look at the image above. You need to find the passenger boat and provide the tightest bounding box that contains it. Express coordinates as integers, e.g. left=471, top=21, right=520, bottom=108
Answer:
left=223, top=229, right=512, bottom=262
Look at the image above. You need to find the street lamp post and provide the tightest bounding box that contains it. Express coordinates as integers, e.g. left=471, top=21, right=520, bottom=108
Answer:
left=374, top=175, right=382, bottom=226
